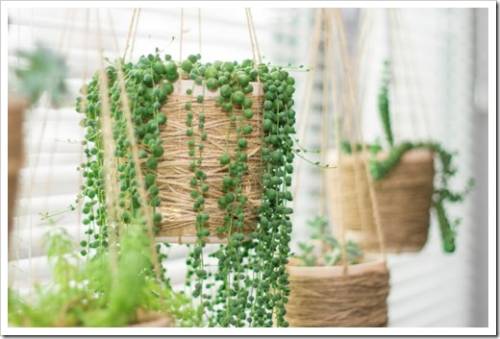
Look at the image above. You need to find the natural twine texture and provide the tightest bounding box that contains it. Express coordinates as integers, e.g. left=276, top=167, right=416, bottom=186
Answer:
left=286, top=260, right=390, bottom=327
left=327, top=149, right=435, bottom=253
left=8, top=97, right=27, bottom=237
left=153, top=80, right=263, bottom=242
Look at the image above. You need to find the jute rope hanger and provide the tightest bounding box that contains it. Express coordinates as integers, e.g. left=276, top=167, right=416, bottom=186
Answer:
left=94, top=8, right=122, bottom=277
left=20, top=8, right=77, bottom=299
left=388, top=9, right=432, bottom=141
left=291, top=9, right=322, bottom=213
left=332, top=9, right=387, bottom=261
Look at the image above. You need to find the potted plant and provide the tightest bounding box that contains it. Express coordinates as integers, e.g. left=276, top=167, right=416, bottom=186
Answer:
left=77, top=51, right=297, bottom=327
left=286, top=216, right=389, bottom=327
left=328, top=61, right=473, bottom=253
left=8, top=222, right=200, bottom=327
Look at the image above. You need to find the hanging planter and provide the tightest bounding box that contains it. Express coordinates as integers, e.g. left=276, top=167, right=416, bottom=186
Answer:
left=8, top=97, right=27, bottom=233
left=154, top=79, right=264, bottom=242
left=328, top=148, right=435, bottom=252
left=287, top=260, right=389, bottom=327
left=285, top=217, right=390, bottom=327
left=329, top=60, right=473, bottom=254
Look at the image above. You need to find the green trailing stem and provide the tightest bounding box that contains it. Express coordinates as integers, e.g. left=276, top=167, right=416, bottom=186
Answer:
left=75, top=52, right=296, bottom=327
left=378, top=60, right=394, bottom=147
left=368, top=141, right=473, bottom=253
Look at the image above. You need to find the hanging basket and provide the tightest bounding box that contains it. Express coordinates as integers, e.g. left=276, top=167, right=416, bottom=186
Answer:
left=8, top=97, right=27, bottom=235
left=153, top=80, right=264, bottom=242
left=286, top=259, right=390, bottom=327
left=327, top=148, right=435, bottom=253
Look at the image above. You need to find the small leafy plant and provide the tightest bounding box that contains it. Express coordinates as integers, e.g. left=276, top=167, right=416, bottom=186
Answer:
left=295, top=216, right=363, bottom=267
left=12, top=43, right=68, bottom=106
left=8, top=224, right=200, bottom=327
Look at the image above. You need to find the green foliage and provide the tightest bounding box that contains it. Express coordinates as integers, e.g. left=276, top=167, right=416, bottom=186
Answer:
left=340, top=140, right=382, bottom=155
left=14, top=43, right=68, bottom=106
left=378, top=60, right=394, bottom=147
left=8, top=224, right=200, bottom=327
left=369, top=141, right=473, bottom=253
left=296, top=216, right=363, bottom=266
left=76, top=52, right=296, bottom=327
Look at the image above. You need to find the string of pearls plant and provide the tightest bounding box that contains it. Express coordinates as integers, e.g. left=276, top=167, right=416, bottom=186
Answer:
left=76, top=51, right=297, bottom=327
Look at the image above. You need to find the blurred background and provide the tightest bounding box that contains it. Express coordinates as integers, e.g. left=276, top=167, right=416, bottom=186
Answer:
left=7, top=7, right=489, bottom=327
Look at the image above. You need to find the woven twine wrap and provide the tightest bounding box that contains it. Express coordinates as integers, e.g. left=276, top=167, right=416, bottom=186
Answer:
left=327, top=149, right=435, bottom=253
left=8, top=97, right=26, bottom=236
left=286, top=260, right=390, bottom=327
left=153, top=80, right=263, bottom=242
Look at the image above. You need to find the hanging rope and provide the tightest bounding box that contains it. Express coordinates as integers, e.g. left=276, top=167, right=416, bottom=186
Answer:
left=104, top=8, right=163, bottom=280
left=319, top=10, right=330, bottom=218
left=123, top=9, right=138, bottom=60
left=333, top=9, right=387, bottom=261
left=248, top=9, right=262, bottom=64
left=95, top=9, right=121, bottom=276
left=107, top=9, right=120, bottom=55
left=198, top=8, right=202, bottom=55
left=323, top=9, right=350, bottom=274
left=390, top=9, right=432, bottom=140
left=179, top=8, right=184, bottom=61
left=245, top=8, right=262, bottom=66
left=292, top=8, right=322, bottom=212
left=129, top=9, right=141, bottom=61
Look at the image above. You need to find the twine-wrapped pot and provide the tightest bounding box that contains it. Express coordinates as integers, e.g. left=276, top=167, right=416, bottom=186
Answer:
left=8, top=97, right=27, bottom=236
left=327, top=149, right=435, bottom=253
left=154, top=80, right=263, bottom=242
left=286, top=259, right=390, bottom=327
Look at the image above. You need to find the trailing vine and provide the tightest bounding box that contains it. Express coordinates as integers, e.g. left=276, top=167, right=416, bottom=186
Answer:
left=76, top=51, right=296, bottom=327
left=341, top=60, right=473, bottom=253
left=369, top=141, right=473, bottom=252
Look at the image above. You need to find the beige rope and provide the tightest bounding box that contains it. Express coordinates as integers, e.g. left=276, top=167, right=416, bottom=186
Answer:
left=245, top=9, right=257, bottom=66
left=247, top=9, right=262, bottom=64
left=104, top=7, right=162, bottom=279
left=179, top=8, right=184, bottom=61
left=129, top=9, right=141, bottom=61
left=123, top=9, right=137, bottom=60
left=198, top=8, right=202, bottom=55
left=323, top=9, right=349, bottom=273
left=292, top=9, right=322, bottom=212
left=333, top=9, right=386, bottom=260
left=95, top=9, right=121, bottom=275
left=390, top=9, right=432, bottom=140
left=107, top=9, right=120, bottom=55
left=319, top=11, right=328, bottom=218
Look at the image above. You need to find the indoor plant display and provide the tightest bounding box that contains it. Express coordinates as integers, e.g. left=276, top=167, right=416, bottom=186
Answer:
left=286, top=216, right=390, bottom=327
left=329, top=61, right=473, bottom=253
left=76, top=51, right=297, bottom=327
